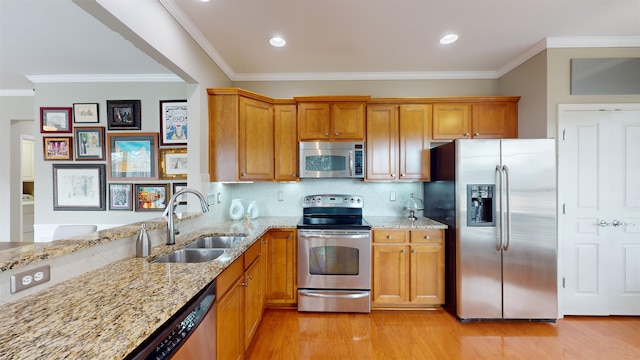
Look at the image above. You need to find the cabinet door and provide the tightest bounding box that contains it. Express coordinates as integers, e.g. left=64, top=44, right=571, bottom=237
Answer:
left=432, top=103, right=471, bottom=140
left=239, top=97, right=274, bottom=180
left=265, top=230, right=297, bottom=306
left=332, top=102, right=366, bottom=140
left=216, top=277, right=244, bottom=360
left=274, top=104, right=298, bottom=181
left=471, top=102, right=517, bottom=138
left=399, top=104, right=431, bottom=181
left=298, top=102, right=331, bottom=140
left=366, top=104, right=398, bottom=180
left=410, top=245, right=444, bottom=305
left=244, top=256, right=262, bottom=350
left=21, top=138, right=34, bottom=181
left=372, top=245, right=408, bottom=304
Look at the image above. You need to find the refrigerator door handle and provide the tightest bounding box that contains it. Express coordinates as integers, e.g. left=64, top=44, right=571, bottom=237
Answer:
left=502, top=164, right=512, bottom=251
left=495, top=165, right=504, bottom=251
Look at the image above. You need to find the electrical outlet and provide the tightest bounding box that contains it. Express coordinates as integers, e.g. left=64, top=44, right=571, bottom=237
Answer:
left=390, top=191, right=396, bottom=201
left=207, top=193, right=216, bottom=206
left=10, top=265, right=51, bottom=294
left=277, top=191, right=284, bottom=201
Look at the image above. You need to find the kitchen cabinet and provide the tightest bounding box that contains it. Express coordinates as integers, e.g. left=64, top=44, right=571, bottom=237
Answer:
left=264, top=229, right=297, bottom=307
left=274, top=101, right=298, bottom=181
left=208, top=88, right=275, bottom=181
left=431, top=98, right=519, bottom=140
left=21, top=138, right=34, bottom=182
left=372, top=229, right=444, bottom=307
left=295, top=96, right=369, bottom=141
left=215, top=241, right=264, bottom=360
left=366, top=103, right=431, bottom=181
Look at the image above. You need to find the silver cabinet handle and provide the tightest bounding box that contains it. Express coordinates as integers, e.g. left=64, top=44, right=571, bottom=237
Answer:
left=335, top=132, right=340, bottom=136
left=474, top=132, right=480, bottom=136
left=612, top=220, right=635, bottom=227
left=324, top=132, right=329, bottom=136
left=464, top=132, right=470, bottom=137
left=599, top=220, right=611, bottom=227
left=424, top=236, right=430, bottom=240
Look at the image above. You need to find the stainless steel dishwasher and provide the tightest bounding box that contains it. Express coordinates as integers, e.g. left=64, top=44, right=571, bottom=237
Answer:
left=126, top=280, right=216, bottom=360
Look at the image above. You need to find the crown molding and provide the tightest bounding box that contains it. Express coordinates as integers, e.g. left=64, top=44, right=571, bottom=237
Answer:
left=25, top=74, right=183, bottom=83
left=0, top=89, right=35, bottom=97
left=546, top=36, right=640, bottom=48
left=233, top=71, right=499, bottom=82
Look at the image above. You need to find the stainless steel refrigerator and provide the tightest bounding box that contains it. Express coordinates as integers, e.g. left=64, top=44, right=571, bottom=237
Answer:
left=424, top=139, right=557, bottom=321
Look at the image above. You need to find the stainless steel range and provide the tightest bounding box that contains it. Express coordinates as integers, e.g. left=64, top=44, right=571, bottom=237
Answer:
left=297, top=194, right=372, bottom=313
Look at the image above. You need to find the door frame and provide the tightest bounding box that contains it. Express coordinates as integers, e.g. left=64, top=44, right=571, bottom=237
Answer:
left=556, top=103, right=640, bottom=318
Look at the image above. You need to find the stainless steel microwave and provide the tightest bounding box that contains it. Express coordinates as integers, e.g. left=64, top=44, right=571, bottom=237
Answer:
left=299, top=141, right=365, bottom=178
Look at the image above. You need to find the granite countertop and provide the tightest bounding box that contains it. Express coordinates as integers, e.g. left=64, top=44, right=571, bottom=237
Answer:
left=0, top=215, right=446, bottom=359
left=366, top=216, right=448, bottom=229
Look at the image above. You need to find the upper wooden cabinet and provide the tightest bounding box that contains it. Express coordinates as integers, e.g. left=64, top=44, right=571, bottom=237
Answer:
left=366, top=103, right=431, bottom=181
left=432, top=97, right=519, bottom=140
left=273, top=101, right=298, bottom=181
left=295, top=96, right=369, bottom=141
left=208, top=89, right=275, bottom=182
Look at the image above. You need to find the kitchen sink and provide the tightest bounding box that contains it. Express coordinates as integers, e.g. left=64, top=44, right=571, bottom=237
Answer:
left=185, top=235, right=245, bottom=249
left=152, top=248, right=226, bottom=263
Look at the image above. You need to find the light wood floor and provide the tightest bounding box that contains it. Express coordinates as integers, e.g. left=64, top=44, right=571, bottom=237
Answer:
left=246, top=308, right=640, bottom=360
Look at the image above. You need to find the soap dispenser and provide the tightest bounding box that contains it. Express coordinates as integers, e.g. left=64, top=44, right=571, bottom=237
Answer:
left=136, top=223, right=151, bottom=257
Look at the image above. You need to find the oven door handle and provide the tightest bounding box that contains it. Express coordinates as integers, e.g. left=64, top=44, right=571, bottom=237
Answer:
left=300, top=291, right=370, bottom=299
left=298, top=231, right=370, bottom=240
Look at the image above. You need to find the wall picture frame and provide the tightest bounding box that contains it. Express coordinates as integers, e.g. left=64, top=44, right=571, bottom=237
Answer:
left=159, top=147, right=187, bottom=180
left=43, top=137, right=73, bottom=161
left=73, top=103, right=99, bottom=123
left=40, top=107, right=72, bottom=133
left=135, top=183, right=168, bottom=211
left=106, top=100, right=141, bottom=130
left=108, top=183, right=133, bottom=211
left=107, top=132, right=158, bottom=181
left=74, top=126, right=105, bottom=160
left=172, top=182, right=188, bottom=205
left=160, top=100, right=188, bottom=145
left=52, top=164, right=106, bottom=211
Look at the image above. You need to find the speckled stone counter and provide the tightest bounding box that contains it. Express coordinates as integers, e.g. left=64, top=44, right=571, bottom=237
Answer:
left=366, top=216, right=448, bottom=229
left=0, top=216, right=298, bottom=360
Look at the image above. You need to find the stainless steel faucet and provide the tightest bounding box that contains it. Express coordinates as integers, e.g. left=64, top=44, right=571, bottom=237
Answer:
left=165, top=188, right=209, bottom=245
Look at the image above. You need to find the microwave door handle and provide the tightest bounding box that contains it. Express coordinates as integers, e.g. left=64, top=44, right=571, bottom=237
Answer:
left=349, top=150, right=353, bottom=176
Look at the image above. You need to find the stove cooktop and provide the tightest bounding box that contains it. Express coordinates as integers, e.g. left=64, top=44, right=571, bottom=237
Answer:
left=296, top=216, right=371, bottom=230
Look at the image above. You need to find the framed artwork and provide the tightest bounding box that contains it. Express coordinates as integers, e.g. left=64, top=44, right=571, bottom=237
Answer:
left=52, top=164, right=106, bottom=211
left=106, top=100, right=141, bottom=130
left=73, top=103, right=99, bottom=123
left=172, top=182, right=188, bottom=205
left=43, top=137, right=73, bottom=161
left=107, top=132, right=158, bottom=181
left=135, top=183, right=168, bottom=211
left=160, top=100, right=188, bottom=145
left=40, top=107, right=72, bottom=133
left=159, top=147, right=187, bottom=180
left=74, top=126, right=105, bottom=160
left=108, top=183, right=132, bottom=211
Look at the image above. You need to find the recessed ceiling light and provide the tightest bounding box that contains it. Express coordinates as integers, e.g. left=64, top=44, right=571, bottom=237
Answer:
left=269, top=36, right=286, bottom=47
left=439, top=34, right=459, bottom=45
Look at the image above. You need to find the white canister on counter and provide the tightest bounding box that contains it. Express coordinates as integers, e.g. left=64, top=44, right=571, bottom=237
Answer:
left=229, top=199, right=245, bottom=220
left=247, top=201, right=259, bottom=219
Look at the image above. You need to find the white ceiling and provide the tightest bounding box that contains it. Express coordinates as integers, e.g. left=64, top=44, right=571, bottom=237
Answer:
left=1, top=0, right=639, bottom=94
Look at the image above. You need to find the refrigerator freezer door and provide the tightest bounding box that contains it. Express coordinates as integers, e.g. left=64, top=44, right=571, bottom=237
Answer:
left=501, top=139, right=557, bottom=319
left=456, top=139, right=503, bottom=319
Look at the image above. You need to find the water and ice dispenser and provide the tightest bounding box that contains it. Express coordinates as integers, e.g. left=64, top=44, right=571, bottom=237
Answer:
left=467, top=184, right=495, bottom=226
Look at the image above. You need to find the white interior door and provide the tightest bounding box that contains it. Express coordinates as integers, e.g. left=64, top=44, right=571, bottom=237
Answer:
left=558, top=105, right=640, bottom=316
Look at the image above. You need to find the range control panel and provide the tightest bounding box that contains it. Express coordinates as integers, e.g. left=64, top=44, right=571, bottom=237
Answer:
left=302, top=194, right=363, bottom=208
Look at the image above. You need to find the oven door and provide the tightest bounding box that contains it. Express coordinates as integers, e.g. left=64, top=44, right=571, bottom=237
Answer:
left=297, top=229, right=371, bottom=290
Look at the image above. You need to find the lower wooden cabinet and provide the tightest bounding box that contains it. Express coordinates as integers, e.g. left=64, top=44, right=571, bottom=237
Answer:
left=264, top=229, right=297, bottom=306
left=372, top=229, right=444, bottom=307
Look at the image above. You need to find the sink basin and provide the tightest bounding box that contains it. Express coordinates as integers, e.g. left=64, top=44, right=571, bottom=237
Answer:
left=185, top=236, right=244, bottom=249
left=152, top=248, right=226, bottom=263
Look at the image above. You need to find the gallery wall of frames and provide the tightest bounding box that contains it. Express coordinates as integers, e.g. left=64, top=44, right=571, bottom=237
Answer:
left=41, top=100, right=189, bottom=212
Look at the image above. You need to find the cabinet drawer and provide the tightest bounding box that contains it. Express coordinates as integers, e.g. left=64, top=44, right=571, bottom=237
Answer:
left=244, top=240, right=261, bottom=269
left=373, top=230, right=406, bottom=244
left=410, top=230, right=443, bottom=244
left=216, top=257, right=243, bottom=298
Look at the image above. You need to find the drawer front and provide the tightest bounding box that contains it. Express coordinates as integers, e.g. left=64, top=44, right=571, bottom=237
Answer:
left=410, top=230, right=443, bottom=244
left=373, top=230, right=406, bottom=244
left=216, top=257, right=243, bottom=297
left=244, top=240, right=261, bottom=269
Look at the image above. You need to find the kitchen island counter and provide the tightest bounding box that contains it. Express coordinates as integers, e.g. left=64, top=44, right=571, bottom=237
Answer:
left=367, top=216, right=448, bottom=229
left=0, top=216, right=298, bottom=360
